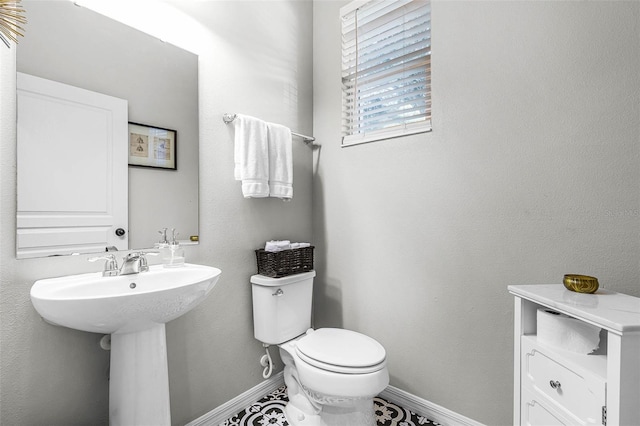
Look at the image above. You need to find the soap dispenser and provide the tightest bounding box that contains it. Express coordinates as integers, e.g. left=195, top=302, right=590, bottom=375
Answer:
left=154, top=228, right=169, bottom=249
left=163, top=228, right=185, bottom=268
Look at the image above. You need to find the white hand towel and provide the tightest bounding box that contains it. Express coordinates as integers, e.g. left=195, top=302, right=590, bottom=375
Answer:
left=289, top=242, right=310, bottom=249
left=267, top=122, right=293, bottom=200
left=265, top=240, right=291, bottom=252
left=233, top=114, right=269, bottom=198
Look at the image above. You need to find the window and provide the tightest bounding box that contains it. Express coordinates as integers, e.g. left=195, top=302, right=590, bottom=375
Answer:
left=341, top=0, right=431, bottom=146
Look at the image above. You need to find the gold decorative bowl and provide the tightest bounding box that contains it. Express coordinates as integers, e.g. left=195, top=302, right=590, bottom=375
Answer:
left=563, top=274, right=599, bottom=294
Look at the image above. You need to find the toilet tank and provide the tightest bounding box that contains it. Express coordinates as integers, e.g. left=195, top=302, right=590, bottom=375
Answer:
left=250, top=270, right=316, bottom=345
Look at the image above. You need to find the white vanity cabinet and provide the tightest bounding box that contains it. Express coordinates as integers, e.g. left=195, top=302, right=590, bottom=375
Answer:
left=509, top=285, right=640, bottom=426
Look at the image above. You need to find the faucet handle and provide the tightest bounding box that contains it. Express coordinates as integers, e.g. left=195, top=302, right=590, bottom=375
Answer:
left=139, top=251, right=159, bottom=272
left=88, top=254, right=119, bottom=277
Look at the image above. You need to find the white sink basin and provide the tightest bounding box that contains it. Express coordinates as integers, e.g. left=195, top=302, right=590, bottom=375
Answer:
left=31, top=263, right=221, bottom=334
left=30, top=262, right=221, bottom=426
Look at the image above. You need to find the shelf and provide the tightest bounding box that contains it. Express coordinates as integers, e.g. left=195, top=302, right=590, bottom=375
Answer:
left=522, top=335, right=607, bottom=380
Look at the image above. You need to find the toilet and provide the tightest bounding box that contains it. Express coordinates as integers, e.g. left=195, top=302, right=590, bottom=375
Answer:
left=250, top=270, right=389, bottom=426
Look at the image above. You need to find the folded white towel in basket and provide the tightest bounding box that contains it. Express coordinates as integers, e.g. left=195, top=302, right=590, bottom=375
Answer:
left=289, top=242, right=311, bottom=249
left=265, top=240, right=291, bottom=252
left=233, top=114, right=269, bottom=198
left=265, top=241, right=311, bottom=252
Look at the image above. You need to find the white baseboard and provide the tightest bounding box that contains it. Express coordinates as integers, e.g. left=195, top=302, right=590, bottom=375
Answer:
left=186, top=371, right=285, bottom=426
left=186, top=373, right=483, bottom=426
left=379, top=386, right=484, bottom=426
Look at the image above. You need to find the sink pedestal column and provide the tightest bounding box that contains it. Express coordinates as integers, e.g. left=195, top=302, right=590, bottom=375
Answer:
left=109, top=324, right=171, bottom=425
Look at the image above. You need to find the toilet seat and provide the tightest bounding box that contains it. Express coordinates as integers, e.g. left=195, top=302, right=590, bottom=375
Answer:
left=295, top=328, right=386, bottom=374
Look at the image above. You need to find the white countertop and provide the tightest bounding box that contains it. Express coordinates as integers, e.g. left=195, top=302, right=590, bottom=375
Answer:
left=508, top=284, right=640, bottom=334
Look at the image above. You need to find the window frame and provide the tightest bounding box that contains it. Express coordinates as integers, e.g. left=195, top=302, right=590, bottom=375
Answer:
left=340, top=0, right=432, bottom=147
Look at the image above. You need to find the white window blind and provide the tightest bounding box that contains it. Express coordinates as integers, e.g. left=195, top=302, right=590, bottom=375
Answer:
left=341, top=0, right=431, bottom=146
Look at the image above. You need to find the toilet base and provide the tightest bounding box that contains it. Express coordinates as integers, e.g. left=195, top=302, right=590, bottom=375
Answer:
left=283, top=361, right=377, bottom=426
left=284, top=396, right=376, bottom=426
left=284, top=400, right=321, bottom=426
left=320, top=400, right=376, bottom=426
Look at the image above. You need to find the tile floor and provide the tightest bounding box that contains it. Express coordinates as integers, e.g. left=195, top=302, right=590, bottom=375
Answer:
left=219, top=385, right=441, bottom=426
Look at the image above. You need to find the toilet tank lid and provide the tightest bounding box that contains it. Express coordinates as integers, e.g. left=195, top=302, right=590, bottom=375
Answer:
left=250, top=271, right=316, bottom=287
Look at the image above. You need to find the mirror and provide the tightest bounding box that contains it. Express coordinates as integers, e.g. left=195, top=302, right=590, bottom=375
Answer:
left=16, top=0, right=199, bottom=258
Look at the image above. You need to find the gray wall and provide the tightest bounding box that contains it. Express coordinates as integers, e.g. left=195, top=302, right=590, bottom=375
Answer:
left=0, top=1, right=313, bottom=425
left=312, top=1, right=640, bottom=425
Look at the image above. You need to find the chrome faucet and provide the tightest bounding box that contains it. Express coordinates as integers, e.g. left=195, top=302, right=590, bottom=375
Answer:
left=119, top=251, right=154, bottom=275
left=88, top=254, right=119, bottom=277
left=89, top=251, right=158, bottom=276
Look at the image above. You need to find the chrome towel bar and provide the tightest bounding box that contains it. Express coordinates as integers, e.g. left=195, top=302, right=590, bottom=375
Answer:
left=223, top=113, right=315, bottom=143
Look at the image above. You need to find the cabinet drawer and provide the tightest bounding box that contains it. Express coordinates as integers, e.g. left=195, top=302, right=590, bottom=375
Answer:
left=521, top=336, right=605, bottom=425
left=522, top=388, right=572, bottom=426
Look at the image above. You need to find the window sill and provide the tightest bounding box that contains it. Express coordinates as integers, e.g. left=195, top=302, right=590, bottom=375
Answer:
left=341, top=122, right=432, bottom=148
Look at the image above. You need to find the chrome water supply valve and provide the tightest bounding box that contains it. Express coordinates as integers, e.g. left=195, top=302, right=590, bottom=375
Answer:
left=261, top=343, right=273, bottom=379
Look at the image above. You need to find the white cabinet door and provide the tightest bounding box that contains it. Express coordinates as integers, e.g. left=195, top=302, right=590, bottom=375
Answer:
left=17, top=72, right=128, bottom=258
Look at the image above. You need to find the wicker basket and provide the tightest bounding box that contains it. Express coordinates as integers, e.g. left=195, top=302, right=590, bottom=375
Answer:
left=255, top=246, right=314, bottom=278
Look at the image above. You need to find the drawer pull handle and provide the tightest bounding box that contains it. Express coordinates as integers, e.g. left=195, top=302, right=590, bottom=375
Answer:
left=549, top=380, right=561, bottom=390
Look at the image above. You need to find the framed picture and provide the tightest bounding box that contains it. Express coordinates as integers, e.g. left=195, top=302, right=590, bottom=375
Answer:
left=128, top=122, right=177, bottom=170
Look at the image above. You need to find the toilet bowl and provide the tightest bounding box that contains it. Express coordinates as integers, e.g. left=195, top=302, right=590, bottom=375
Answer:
left=279, top=329, right=389, bottom=426
left=250, top=271, right=390, bottom=426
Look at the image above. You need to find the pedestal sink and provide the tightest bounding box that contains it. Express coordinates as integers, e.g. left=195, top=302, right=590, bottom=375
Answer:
left=30, top=263, right=221, bottom=426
